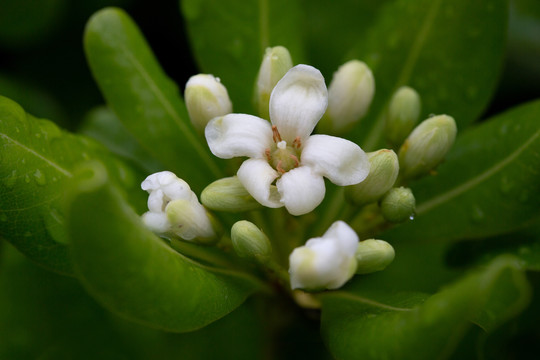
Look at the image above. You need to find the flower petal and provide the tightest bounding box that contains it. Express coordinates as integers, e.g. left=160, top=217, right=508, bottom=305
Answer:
left=237, top=159, right=282, bottom=208
left=205, top=114, right=273, bottom=159
left=269, top=65, right=328, bottom=142
left=322, top=221, right=359, bottom=256
left=276, top=166, right=325, bottom=215
left=301, top=134, right=370, bottom=186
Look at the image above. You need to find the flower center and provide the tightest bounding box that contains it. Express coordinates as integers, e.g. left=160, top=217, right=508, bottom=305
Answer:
left=266, top=126, right=302, bottom=174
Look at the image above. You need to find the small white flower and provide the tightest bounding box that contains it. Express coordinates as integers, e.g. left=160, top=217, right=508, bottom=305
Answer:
left=205, top=65, right=370, bottom=216
left=141, top=171, right=215, bottom=241
left=289, top=221, right=359, bottom=290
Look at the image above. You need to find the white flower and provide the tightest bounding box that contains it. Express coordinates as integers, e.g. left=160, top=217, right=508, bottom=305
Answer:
left=141, top=171, right=215, bottom=241
left=205, top=65, right=370, bottom=216
left=289, top=221, right=359, bottom=290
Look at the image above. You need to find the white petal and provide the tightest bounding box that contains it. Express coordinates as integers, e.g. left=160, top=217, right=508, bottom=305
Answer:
left=301, top=134, right=370, bottom=186
left=141, top=171, right=178, bottom=191
left=269, top=65, right=328, bottom=143
left=237, top=159, right=282, bottom=208
left=323, top=221, right=359, bottom=256
left=141, top=211, right=170, bottom=233
left=205, top=114, right=273, bottom=159
left=276, top=166, right=325, bottom=215
left=166, top=198, right=215, bottom=241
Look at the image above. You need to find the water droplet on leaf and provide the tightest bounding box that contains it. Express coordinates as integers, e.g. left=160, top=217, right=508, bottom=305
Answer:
left=34, top=169, right=46, bottom=185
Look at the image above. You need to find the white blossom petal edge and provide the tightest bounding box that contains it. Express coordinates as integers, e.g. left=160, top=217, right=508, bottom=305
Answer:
left=205, top=64, right=370, bottom=215
left=141, top=171, right=215, bottom=241
left=289, top=221, right=359, bottom=290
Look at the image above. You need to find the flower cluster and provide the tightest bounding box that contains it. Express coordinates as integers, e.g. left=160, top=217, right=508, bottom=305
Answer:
left=139, top=46, right=456, bottom=293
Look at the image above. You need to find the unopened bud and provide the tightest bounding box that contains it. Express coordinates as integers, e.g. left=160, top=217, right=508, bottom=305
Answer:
left=385, top=86, right=421, bottom=147
left=398, top=115, right=457, bottom=181
left=185, top=74, right=232, bottom=133
left=346, top=149, right=399, bottom=206
left=319, top=60, right=375, bottom=134
left=166, top=198, right=217, bottom=244
left=380, top=187, right=415, bottom=223
left=355, top=239, right=395, bottom=274
left=231, top=220, right=272, bottom=263
left=201, top=176, right=262, bottom=212
left=254, top=46, right=293, bottom=119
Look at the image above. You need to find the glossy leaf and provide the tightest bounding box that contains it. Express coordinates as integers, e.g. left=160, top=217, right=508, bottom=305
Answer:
left=385, top=100, right=540, bottom=243
left=0, top=95, right=141, bottom=275
left=84, top=7, right=223, bottom=191
left=67, top=161, right=261, bottom=332
left=181, top=0, right=305, bottom=112
left=321, top=256, right=530, bottom=360
left=350, top=0, right=508, bottom=149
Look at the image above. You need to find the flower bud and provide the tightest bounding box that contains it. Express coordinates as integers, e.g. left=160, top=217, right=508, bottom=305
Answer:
left=380, top=187, right=415, bottom=223
left=385, top=86, right=421, bottom=147
left=319, top=60, right=375, bottom=134
left=355, top=239, right=395, bottom=274
left=201, top=176, right=262, bottom=212
left=140, top=171, right=217, bottom=243
left=289, top=221, right=358, bottom=291
left=398, top=115, right=457, bottom=181
left=254, top=46, right=293, bottom=119
left=346, top=149, right=399, bottom=206
left=185, top=74, right=232, bottom=133
left=231, top=220, right=272, bottom=263
left=166, top=198, right=217, bottom=244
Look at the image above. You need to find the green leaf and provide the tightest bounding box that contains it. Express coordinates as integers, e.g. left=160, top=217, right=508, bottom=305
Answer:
left=84, top=7, right=223, bottom=191
left=79, top=106, right=163, bottom=173
left=321, top=256, right=530, bottom=360
left=67, top=161, right=261, bottom=332
left=0, top=95, right=141, bottom=275
left=352, top=0, right=508, bottom=149
left=181, top=0, right=305, bottom=112
left=385, top=100, right=540, bottom=243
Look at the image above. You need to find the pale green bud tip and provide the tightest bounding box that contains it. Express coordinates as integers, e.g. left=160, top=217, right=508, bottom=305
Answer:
left=398, top=114, right=457, bottom=180
left=231, top=220, right=272, bottom=262
left=322, top=60, right=375, bottom=134
left=166, top=199, right=217, bottom=243
left=254, top=46, right=293, bottom=119
left=380, top=187, right=416, bottom=223
left=185, top=74, right=232, bottom=133
left=385, top=86, right=421, bottom=147
left=346, top=149, right=399, bottom=206
left=355, top=239, right=395, bottom=274
left=201, top=176, right=261, bottom=212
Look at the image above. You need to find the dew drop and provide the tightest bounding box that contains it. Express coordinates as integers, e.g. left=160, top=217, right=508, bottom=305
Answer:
left=4, top=170, right=17, bottom=188
left=471, top=206, right=485, bottom=223
left=499, top=176, right=513, bottom=194
left=33, top=169, right=47, bottom=186
left=409, top=214, right=415, bottom=221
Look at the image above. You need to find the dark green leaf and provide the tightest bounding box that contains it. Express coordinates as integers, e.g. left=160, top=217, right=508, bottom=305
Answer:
left=84, top=7, right=223, bottom=192
left=350, top=0, right=508, bottom=149
left=0, top=95, right=141, bottom=275
left=386, top=100, right=540, bottom=243
left=67, top=161, right=262, bottom=332
left=181, top=0, right=305, bottom=112
left=321, top=256, right=530, bottom=360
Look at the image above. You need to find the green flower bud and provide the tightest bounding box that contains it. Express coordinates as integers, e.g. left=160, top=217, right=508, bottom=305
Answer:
left=319, top=60, right=375, bottom=134
left=185, top=74, right=232, bottom=133
left=166, top=198, right=217, bottom=244
left=398, top=115, right=457, bottom=181
left=385, top=86, right=421, bottom=147
left=346, top=149, right=399, bottom=206
left=201, top=176, right=262, bottom=212
left=231, top=220, right=272, bottom=263
left=380, top=187, right=415, bottom=223
left=254, top=46, right=293, bottom=119
left=355, top=239, right=395, bottom=274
